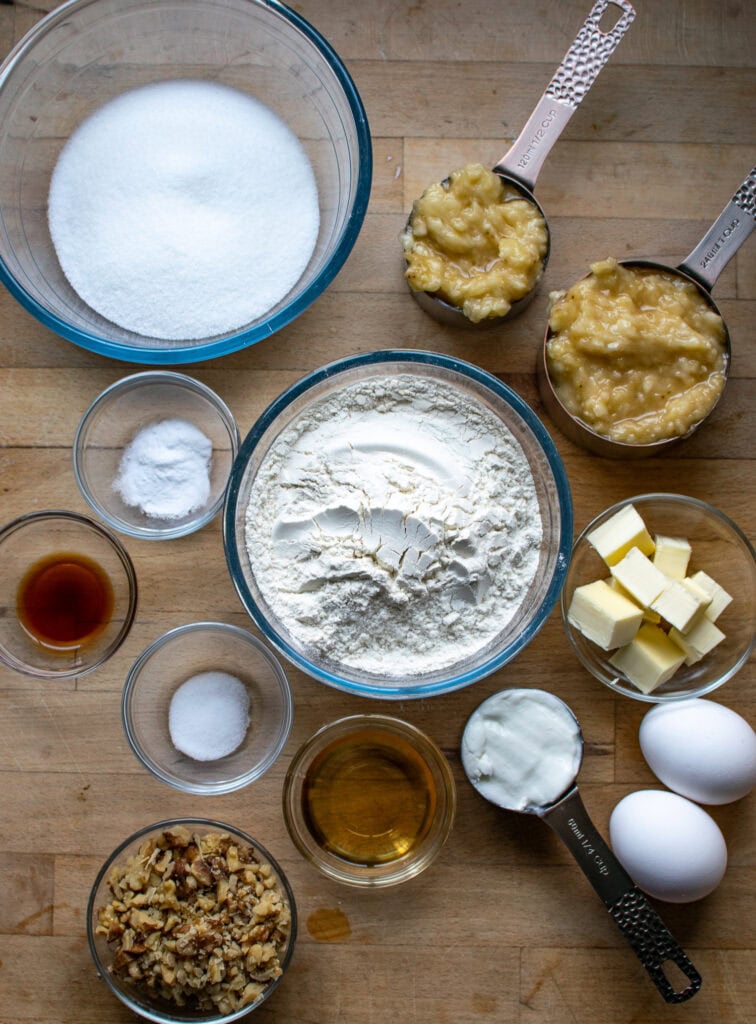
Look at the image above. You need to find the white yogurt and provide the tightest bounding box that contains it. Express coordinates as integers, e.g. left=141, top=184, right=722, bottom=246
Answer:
left=462, top=688, right=582, bottom=811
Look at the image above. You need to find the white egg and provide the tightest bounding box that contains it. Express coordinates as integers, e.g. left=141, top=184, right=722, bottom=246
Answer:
left=609, top=790, right=727, bottom=903
left=640, top=698, right=756, bottom=805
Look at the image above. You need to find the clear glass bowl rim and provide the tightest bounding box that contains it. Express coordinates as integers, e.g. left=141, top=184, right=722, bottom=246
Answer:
left=73, top=371, right=241, bottom=539
left=282, top=713, right=457, bottom=888
left=86, top=816, right=297, bottom=1023
left=561, top=492, right=756, bottom=703
left=122, top=620, right=294, bottom=794
left=223, top=348, right=573, bottom=699
left=0, top=0, right=373, bottom=364
left=0, top=508, right=138, bottom=678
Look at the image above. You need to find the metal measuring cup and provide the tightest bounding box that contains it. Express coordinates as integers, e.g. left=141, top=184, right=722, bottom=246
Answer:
left=538, top=167, right=756, bottom=457
left=461, top=688, right=702, bottom=1004
left=405, top=0, right=636, bottom=328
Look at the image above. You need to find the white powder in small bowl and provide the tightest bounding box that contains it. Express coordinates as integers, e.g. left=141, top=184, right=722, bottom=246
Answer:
left=113, top=418, right=213, bottom=520
left=168, top=671, right=250, bottom=762
left=48, top=79, right=319, bottom=340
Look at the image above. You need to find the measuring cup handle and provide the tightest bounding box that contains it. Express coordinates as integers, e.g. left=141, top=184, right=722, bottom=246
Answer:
left=542, top=787, right=701, bottom=1003
left=608, top=887, right=702, bottom=1003
left=494, top=0, right=636, bottom=191
left=678, top=167, right=756, bottom=292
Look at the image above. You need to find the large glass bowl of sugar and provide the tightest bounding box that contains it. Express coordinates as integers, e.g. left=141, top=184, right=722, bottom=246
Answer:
left=0, top=0, right=371, bottom=363
left=224, top=350, right=573, bottom=699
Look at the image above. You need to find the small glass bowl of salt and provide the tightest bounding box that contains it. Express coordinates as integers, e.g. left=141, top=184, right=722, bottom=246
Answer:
left=122, top=621, right=293, bottom=795
left=73, top=371, right=239, bottom=540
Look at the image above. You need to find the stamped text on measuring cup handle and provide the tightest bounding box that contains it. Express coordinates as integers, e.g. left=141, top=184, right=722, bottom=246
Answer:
left=516, top=110, right=559, bottom=170
left=567, top=816, right=610, bottom=876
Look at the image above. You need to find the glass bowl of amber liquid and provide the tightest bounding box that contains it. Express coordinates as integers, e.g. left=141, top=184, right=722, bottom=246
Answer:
left=283, top=714, right=456, bottom=887
left=0, top=509, right=137, bottom=678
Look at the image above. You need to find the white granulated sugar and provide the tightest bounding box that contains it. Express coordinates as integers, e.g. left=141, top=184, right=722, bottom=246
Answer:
left=244, top=374, right=543, bottom=677
left=48, top=80, right=319, bottom=340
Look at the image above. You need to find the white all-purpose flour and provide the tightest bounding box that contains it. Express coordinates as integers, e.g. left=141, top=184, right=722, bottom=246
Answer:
left=244, top=374, right=543, bottom=677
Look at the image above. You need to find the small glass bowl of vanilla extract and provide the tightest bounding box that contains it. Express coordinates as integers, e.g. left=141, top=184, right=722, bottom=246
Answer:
left=283, top=715, right=456, bottom=887
left=0, top=510, right=137, bottom=678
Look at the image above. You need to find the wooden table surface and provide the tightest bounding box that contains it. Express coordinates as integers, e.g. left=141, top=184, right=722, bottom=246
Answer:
left=0, top=1, right=754, bottom=1021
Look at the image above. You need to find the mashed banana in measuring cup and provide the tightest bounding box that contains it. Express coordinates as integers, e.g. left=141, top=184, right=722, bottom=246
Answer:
left=546, top=258, right=727, bottom=445
left=402, top=163, right=548, bottom=322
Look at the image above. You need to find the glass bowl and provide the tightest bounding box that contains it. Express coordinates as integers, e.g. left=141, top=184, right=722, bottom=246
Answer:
left=562, top=494, right=756, bottom=702
left=0, top=509, right=137, bottom=678
left=283, top=715, right=456, bottom=888
left=0, top=0, right=371, bottom=363
left=74, top=372, right=240, bottom=540
left=87, top=818, right=296, bottom=1022
left=122, top=622, right=292, bottom=795
left=223, top=350, right=573, bottom=699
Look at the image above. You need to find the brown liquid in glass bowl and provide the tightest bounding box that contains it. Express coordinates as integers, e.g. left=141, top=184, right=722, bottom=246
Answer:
left=17, top=552, right=114, bottom=648
left=301, top=727, right=438, bottom=866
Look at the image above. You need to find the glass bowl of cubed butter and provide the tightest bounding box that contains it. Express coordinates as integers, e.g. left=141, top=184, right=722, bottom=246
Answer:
left=562, top=494, right=755, bottom=702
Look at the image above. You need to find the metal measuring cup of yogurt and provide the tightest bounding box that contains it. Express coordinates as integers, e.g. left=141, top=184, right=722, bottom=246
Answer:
left=403, top=0, right=636, bottom=328
left=539, top=168, right=755, bottom=457
left=461, top=688, right=702, bottom=1004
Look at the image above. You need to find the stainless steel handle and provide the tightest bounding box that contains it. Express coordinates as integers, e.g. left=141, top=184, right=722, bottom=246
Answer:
left=494, top=0, right=636, bottom=191
left=678, top=167, right=756, bottom=292
left=541, top=787, right=702, bottom=1004
left=608, top=887, right=702, bottom=1004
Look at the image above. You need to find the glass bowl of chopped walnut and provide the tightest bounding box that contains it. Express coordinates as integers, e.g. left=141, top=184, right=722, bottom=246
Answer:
left=87, top=819, right=296, bottom=1022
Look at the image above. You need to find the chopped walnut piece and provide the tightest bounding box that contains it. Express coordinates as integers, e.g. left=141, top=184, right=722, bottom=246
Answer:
left=190, top=857, right=213, bottom=887
left=95, top=829, right=291, bottom=1015
left=226, top=845, right=242, bottom=872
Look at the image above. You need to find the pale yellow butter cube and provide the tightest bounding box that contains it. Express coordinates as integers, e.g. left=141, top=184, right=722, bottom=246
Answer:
left=610, top=623, right=686, bottom=694
left=609, top=576, right=661, bottom=623
left=652, top=535, right=691, bottom=579
left=651, top=579, right=710, bottom=633
left=670, top=617, right=725, bottom=666
left=586, top=504, right=655, bottom=566
left=688, top=570, right=732, bottom=622
left=610, top=547, right=669, bottom=608
left=567, top=579, right=644, bottom=651
left=679, top=578, right=713, bottom=621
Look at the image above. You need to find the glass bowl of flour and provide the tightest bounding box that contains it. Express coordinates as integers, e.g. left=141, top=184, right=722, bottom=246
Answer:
left=74, top=372, right=240, bottom=540
left=224, top=350, right=573, bottom=699
left=0, top=0, right=371, bottom=363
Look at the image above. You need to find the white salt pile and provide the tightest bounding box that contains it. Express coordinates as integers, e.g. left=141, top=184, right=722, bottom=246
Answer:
left=48, top=79, right=320, bottom=340
left=169, top=671, right=250, bottom=761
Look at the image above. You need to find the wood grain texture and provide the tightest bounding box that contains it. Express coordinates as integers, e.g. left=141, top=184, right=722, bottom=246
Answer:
left=0, top=0, right=754, bottom=1021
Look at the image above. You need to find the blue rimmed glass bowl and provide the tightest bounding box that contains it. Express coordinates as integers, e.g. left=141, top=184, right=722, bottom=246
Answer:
left=0, top=0, right=371, bottom=363
left=223, top=350, right=572, bottom=699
